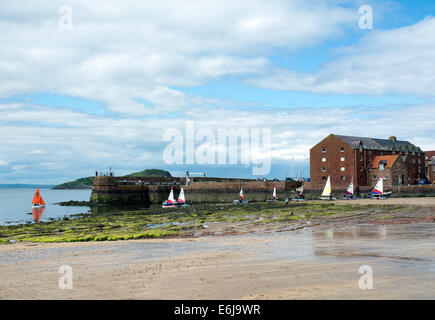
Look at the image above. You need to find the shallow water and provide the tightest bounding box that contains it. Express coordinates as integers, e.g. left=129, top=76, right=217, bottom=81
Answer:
left=0, top=188, right=92, bottom=225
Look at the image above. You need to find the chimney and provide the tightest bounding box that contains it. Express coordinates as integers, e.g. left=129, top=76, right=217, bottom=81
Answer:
left=389, top=136, right=397, bottom=142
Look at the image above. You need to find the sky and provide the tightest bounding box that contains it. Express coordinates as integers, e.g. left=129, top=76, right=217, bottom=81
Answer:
left=0, top=0, right=435, bottom=184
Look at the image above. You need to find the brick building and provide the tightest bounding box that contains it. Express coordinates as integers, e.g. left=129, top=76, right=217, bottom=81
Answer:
left=369, top=155, right=407, bottom=188
left=309, top=134, right=425, bottom=190
left=425, top=151, right=435, bottom=183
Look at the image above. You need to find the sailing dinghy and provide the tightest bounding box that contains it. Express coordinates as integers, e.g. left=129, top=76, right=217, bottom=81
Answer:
left=233, top=188, right=248, bottom=204
left=318, top=176, right=336, bottom=200
left=162, top=187, right=177, bottom=208
left=266, top=186, right=278, bottom=202
left=176, top=187, right=190, bottom=207
left=31, top=188, right=46, bottom=208
left=370, top=176, right=392, bottom=199
left=342, top=178, right=356, bottom=199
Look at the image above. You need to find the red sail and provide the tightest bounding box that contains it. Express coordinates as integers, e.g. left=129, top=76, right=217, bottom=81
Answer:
left=32, top=188, right=41, bottom=205
left=32, top=188, right=45, bottom=205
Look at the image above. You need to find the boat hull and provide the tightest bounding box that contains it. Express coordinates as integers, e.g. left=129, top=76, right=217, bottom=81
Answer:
left=233, top=200, right=248, bottom=205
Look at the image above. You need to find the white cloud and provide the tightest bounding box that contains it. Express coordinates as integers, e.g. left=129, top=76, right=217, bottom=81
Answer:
left=247, top=16, right=435, bottom=96
left=0, top=0, right=355, bottom=115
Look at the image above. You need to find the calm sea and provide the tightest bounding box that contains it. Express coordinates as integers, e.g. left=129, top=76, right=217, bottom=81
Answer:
left=0, top=188, right=92, bottom=225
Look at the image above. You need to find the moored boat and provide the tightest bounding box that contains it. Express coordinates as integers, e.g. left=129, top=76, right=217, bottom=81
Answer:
left=370, top=176, right=392, bottom=199
left=162, top=187, right=177, bottom=208
left=266, top=186, right=278, bottom=202
left=176, top=187, right=190, bottom=207
left=233, top=188, right=248, bottom=204
left=31, top=188, right=46, bottom=208
left=342, top=177, right=356, bottom=199
left=318, top=176, right=336, bottom=200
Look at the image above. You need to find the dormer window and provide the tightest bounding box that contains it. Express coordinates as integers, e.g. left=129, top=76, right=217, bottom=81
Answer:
left=379, top=163, right=385, bottom=171
left=322, top=148, right=326, bottom=153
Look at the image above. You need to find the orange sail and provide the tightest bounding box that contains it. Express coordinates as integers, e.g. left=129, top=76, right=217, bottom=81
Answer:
left=32, top=188, right=46, bottom=206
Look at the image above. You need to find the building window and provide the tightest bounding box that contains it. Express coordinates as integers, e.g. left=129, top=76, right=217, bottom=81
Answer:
left=369, top=164, right=373, bottom=171
left=322, top=148, right=326, bottom=153
left=379, top=163, right=385, bottom=171
left=322, top=176, right=327, bottom=180
left=341, top=167, right=345, bottom=172
left=384, top=175, right=388, bottom=180
left=322, top=167, right=326, bottom=171
left=341, top=176, right=345, bottom=181
left=322, top=157, right=326, bottom=162
left=360, top=166, right=363, bottom=170
left=373, top=175, right=377, bottom=181
left=412, top=159, right=416, bottom=164
left=341, top=157, right=345, bottom=161
left=340, top=147, right=344, bottom=152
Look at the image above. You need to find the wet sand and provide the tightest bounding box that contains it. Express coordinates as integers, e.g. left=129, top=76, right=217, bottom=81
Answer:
left=1, top=197, right=435, bottom=299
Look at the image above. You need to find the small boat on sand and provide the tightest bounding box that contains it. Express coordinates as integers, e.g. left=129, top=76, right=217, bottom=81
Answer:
left=370, top=176, right=392, bottom=199
left=32, top=188, right=46, bottom=208
left=233, top=188, right=248, bottom=204
left=342, top=178, right=356, bottom=200
left=176, top=187, right=190, bottom=207
left=318, top=176, right=336, bottom=200
left=266, top=186, right=278, bottom=202
left=162, top=187, right=177, bottom=208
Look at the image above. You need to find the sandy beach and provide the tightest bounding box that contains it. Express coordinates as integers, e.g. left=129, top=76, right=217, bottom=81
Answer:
left=1, top=197, right=435, bottom=299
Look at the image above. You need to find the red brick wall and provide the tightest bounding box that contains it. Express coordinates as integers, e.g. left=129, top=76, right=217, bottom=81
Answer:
left=310, top=134, right=356, bottom=189
left=429, top=164, right=435, bottom=183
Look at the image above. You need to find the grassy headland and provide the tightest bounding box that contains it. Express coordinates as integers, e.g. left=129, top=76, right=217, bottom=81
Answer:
left=0, top=202, right=404, bottom=243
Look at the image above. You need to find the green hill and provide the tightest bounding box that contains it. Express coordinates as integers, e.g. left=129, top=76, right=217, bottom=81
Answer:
left=53, top=169, right=172, bottom=189
left=53, top=177, right=95, bottom=190
left=126, top=169, right=172, bottom=178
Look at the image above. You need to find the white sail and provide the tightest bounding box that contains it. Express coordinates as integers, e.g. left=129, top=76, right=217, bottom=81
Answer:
left=239, top=188, right=244, bottom=201
left=372, top=176, right=384, bottom=195
left=272, top=187, right=277, bottom=199
left=167, top=187, right=175, bottom=203
left=346, top=178, right=354, bottom=196
left=177, top=188, right=185, bottom=203
left=321, top=176, right=332, bottom=197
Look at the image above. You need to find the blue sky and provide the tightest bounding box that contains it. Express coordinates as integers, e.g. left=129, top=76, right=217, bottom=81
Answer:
left=0, top=0, right=435, bottom=184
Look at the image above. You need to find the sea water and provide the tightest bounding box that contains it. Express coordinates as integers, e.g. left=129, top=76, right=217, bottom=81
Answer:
left=0, top=188, right=92, bottom=225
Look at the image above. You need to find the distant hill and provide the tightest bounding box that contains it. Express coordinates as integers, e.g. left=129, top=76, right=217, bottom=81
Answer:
left=126, top=169, right=172, bottom=178
left=53, top=169, right=172, bottom=189
left=53, top=177, right=95, bottom=190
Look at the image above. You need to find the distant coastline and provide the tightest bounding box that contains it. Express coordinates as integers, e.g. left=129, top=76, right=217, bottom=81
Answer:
left=0, top=184, right=55, bottom=189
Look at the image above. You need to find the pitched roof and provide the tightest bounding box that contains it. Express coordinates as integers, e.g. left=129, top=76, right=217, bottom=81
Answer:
left=370, top=155, right=401, bottom=169
left=425, top=151, right=435, bottom=160
left=335, top=135, right=421, bottom=152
